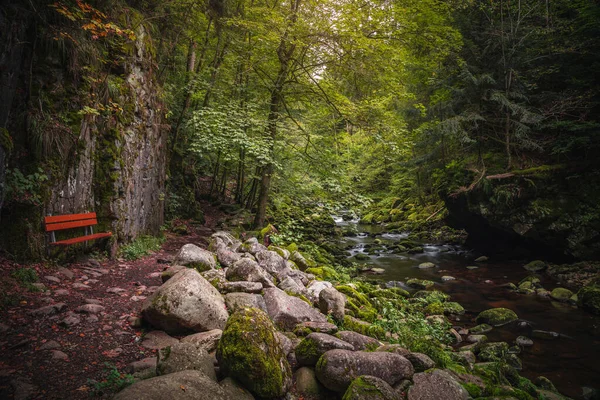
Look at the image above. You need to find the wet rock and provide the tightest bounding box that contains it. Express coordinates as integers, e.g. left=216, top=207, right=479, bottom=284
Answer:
left=157, top=342, right=216, bottom=380
left=217, top=307, right=291, bottom=398
left=548, top=287, right=573, bottom=302
left=294, top=367, right=325, bottom=397
left=406, top=353, right=436, bottom=372
left=406, top=279, right=434, bottom=289
left=441, top=276, right=456, bottom=282
left=469, top=324, right=492, bottom=334
left=478, top=342, right=509, bottom=361
left=475, top=308, right=518, bottom=327
left=226, top=258, right=275, bottom=288
left=465, top=335, right=487, bottom=344
left=315, top=349, right=414, bottom=392
left=578, top=286, right=600, bottom=315
left=113, top=370, right=230, bottom=400
left=418, top=262, right=436, bottom=269
left=408, top=369, right=468, bottom=400
left=319, top=287, right=346, bottom=322
left=338, top=331, right=381, bottom=351
left=29, top=303, right=66, bottom=316
left=515, top=336, right=533, bottom=347
left=180, top=329, right=223, bottom=353
left=141, top=330, right=179, bottom=350
left=173, top=244, right=217, bottom=272
left=343, top=375, right=398, bottom=400
left=474, top=256, right=488, bottom=262
left=295, top=333, right=354, bottom=366
left=142, top=268, right=228, bottom=334
left=523, top=260, right=547, bottom=272
left=466, top=266, right=478, bottom=270
left=263, top=287, right=327, bottom=331
left=531, top=330, right=560, bottom=340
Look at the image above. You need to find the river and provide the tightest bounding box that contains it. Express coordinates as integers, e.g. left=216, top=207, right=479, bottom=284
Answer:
left=333, top=216, right=600, bottom=399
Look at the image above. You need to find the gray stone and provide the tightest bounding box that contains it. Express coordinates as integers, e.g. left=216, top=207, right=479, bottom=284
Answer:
left=296, top=333, right=355, bottom=366
left=240, top=237, right=267, bottom=255
left=306, top=280, right=333, bottom=302
left=278, top=276, right=306, bottom=296
left=44, top=276, right=60, bottom=283
left=316, top=349, right=414, bottom=392
left=51, top=350, right=68, bottom=360
left=180, top=329, right=223, bottom=353
left=290, top=251, right=310, bottom=271
left=475, top=308, right=518, bottom=327
left=408, top=369, right=468, bottom=400
left=264, top=287, right=327, bottom=331
left=58, top=268, right=74, bottom=279
left=474, top=256, right=488, bottom=262
left=406, top=353, right=436, bottom=372
left=515, top=336, right=533, bottom=347
left=226, top=258, right=275, bottom=288
left=256, top=250, right=288, bottom=277
left=294, top=367, right=325, bottom=397
left=219, top=377, right=255, bottom=400
left=127, top=357, right=157, bottom=374
left=220, top=281, right=264, bottom=294
left=106, top=287, right=125, bottom=293
left=53, top=289, right=69, bottom=296
left=216, top=246, right=241, bottom=268
left=319, top=287, right=346, bottom=322
left=532, top=330, right=560, bottom=340
left=224, top=293, right=267, bottom=313
left=343, top=375, right=399, bottom=400
left=59, top=314, right=81, bottom=327
left=441, top=276, right=456, bottom=282
left=141, top=331, right=179, bottom=350
left=141, top=268, right=229, bottom=334
left=295, top=321, right=338, bottom=335
left=157, top=342, right=216, bottom=380
left=29, top=303, right=66, bottom=316
left=73, top=283, right=91, bottom=290
left=113, top=370, right=231, bottom=400
left=338, top=331, right=382, bottom=351
left=75, top=304, right=105, bottom=314
left=161, top=265, right=186, bottom=283
left=418, top=262, right=436, bottom=269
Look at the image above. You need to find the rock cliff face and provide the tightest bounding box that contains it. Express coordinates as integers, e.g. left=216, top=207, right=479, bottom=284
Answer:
left=0, top=0, right=166, bottom=256
left=444, top=170, right=600, bottom=261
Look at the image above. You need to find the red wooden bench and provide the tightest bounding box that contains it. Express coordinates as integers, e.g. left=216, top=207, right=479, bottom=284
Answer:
left=44, top=212, right=112, bottom=246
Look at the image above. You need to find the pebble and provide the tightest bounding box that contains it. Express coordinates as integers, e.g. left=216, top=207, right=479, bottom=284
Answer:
left=60, top=314, right=81, bottom=327
left=72, top=283, right=90, bottom=290
left=58, top=268, right=74, bottom=279
left=85, top=299, right=102, bottom=305
left=45, top=276, right=60, bottom=283
left=54, top=289, right=69, bottom=296
left=441, top=276, right=456, bottom=281
left=466, top=266, right=478, bottom=270
left=29, top=303, right=66, bottom=316
left=130, top=295, right=147, bottom=302
left=87, top=279, right=100, bottom=284
left=51, top=350, right=68, bottom=360
left=141, top=331, right=179, bottom=350
left=127, top=357, right=157, bottom=373
left=418, top=262, right=436, bottom=269
left=40, top=340, right=61, bottom=350
left=75, top=304, right=105, bottom=314
left=107, top=287, right=126, bottom=294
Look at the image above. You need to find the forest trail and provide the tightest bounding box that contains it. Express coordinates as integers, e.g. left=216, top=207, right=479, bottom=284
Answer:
left=0, top=220, right=220, bottom=399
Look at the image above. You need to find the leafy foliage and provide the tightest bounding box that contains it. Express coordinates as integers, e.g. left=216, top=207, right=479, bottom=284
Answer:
left=119, top=235, right=164, bottom=260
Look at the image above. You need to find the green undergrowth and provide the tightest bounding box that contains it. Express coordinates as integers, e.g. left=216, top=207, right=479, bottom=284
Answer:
left=119, top=235, right=165, bottom=260
left=89, top=362, right=134, bottom=396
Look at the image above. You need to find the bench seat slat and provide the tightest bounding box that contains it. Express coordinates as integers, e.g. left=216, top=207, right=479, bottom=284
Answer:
left=45, top=218, right=98, bottom=232
left=45, top=213, right=97, bottom=224
left=50, top=232, right=112, bottom=246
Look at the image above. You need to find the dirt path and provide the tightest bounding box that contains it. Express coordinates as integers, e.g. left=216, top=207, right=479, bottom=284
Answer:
left=0, top=210, right=223, bottom=399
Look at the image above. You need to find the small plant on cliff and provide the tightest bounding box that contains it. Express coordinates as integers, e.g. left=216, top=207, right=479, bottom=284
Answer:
left=119, top=235, right=164, bottom=260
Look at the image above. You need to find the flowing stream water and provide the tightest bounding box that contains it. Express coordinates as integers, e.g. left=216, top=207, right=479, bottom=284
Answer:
left=333, top=216, right=600, bottom=399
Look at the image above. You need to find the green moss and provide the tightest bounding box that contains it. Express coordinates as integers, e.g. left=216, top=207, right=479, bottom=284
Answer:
left=461, top=382, right=482, bottom=397
left=443, top=302, right=465, bottom=315
left=413, top=290, right=450, bottom=303
left=370, top=288, right=408, bottom=300
left=216, top=307, right=291, bottom=398
left=343, top=315, right=386, bottom=339
left=577, top=286, right=600, bottom=314
left=306, top=266, right=340, bottom=281
left=336, top=285, right=371, bottom=307
left=406, top=278, right=434, bottom=289
left=476, top=308, right=518, bottom=326
left=295, top=336, right=321, bottom=365
left=424, top=301, right=445, bottom=315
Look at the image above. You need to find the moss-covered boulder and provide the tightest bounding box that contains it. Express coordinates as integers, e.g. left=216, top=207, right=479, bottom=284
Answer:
left=443, top=302, right=465, bottom=315
left=296, top=333, right=355, bottom=366
left=216, top=307, right=292, bottom=398
left=577, top=286, right=600, bottom=315
left=476, top=308, right=518, bottom=327
left=523, top=260, right=547, bottom=272
left=469, top=324, right=492, bottom=334
left=342, top=316, right=386, bottom=339
left=550, top=287, right=573, bottom=302
left=407, top=369, right=469, bottom=400
left=407, top=279, right=435, bottom=289
left=293, top=367, right=326, bottom=397
left=477, top=342, right=509, bottom=362
left=342, top=375, right=398, bottom=400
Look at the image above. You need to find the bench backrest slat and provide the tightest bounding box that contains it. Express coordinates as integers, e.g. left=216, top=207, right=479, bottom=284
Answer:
left=44, top=212, right=98, bottom=232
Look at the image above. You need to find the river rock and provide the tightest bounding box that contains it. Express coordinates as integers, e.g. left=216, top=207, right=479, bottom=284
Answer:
left=531, top=330, right=560, bottom=340
left=315, top=349, right=414, bottom=392
left=406, top=279, right=434, bottom=289
left=577, top=286, right=600, bottom=315
left=295, top=333, right=355, bottom=366
left=295, top=321, right=338, bottom=335
left=180, top=329, right=223, bottom=352
left=226, top=258, right=275, bottom=288
left=157, top=342, right=216, bottom=380
left=256, top=250, right=290, bottom=279
left=224, top=293, right=267, bottom=313
left=141, top=331, right=179, bottom=350
left=113, top=370, right=230, bottom=400
left=523, top=260, right=547, bottom=272
left=211, top=231, right=240, bottom=250
left=338, top=331, right=381, bottom=351
left=141, top=268, right=228, bottom=334
left=173, top=244, right=217, bottom=272
left=376, top=344, right=411, bottom=357
left=441, top=276, right=456, bottom=282
left=550, top=287, right=573, bottom=302
left=294, top=367, right=325, bottom=397
left=478, top=342, right=509, bottom=361
left=475, top=308, right=518, bottom=326
left=406, top=353, right=436, bottom=372
left=418, top=262, right=436, bottom=269
left=469, top=324, right=492, bottom=334
left=319, top=287, right=346, bottom=321
left=515, top=336, right=533, bottom=347
left=264, top=287, right=327, bottom=330
left=217, top=307, right=292, bottom=398
left=408, top=369, right=468, bottom=400
left=343, top=375, right=398, bottom=400
left=269, top=245, right=291, bottom=260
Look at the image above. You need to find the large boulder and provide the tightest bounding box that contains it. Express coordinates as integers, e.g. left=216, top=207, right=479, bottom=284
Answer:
left=112, top=370, right=230, bottom=400
left=219, top=377, right=255, bottom=400
left=278, top=276, right=306, bottom=296
left=217, top=308, right=292, bottom=398
left=293, top=367, right=326, bottom=398
left=211, top=231, right=240, bottom=251
left=180, top=329, right=223, bottom=353
left=343, top=375, right=399, bottom=400
left=241, top=238, right=267, bottom=255
left=141, top=268, right=229, bottom=334
left=337, top=331, right=381, bottom=351
left=173, top=244, right=217, bottom=272
left=256, top=250, right=288, bottom=277
left=226, top=258, right=275, bottom=288
left=407, top=369, right=468, bottom=400
left=475, top=308, right=518, bottom=327
left=577, top=286, right=600, bottom=315
left=319, top=287, right=346, bottom=322
left=306, top=280, right=333, bottom=303
left=263, top=288, right=328, bottom=331
left=224, top=293, right=267, bottom=313
left=290, top=251, right=311, bottom=271
left=315, top=349, right=414, bottom=393
left=156, top=342, right=216, bottom=380
left=295, top=333, right=354, bottom=366
left=216, top=247, right=241, bottom=268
